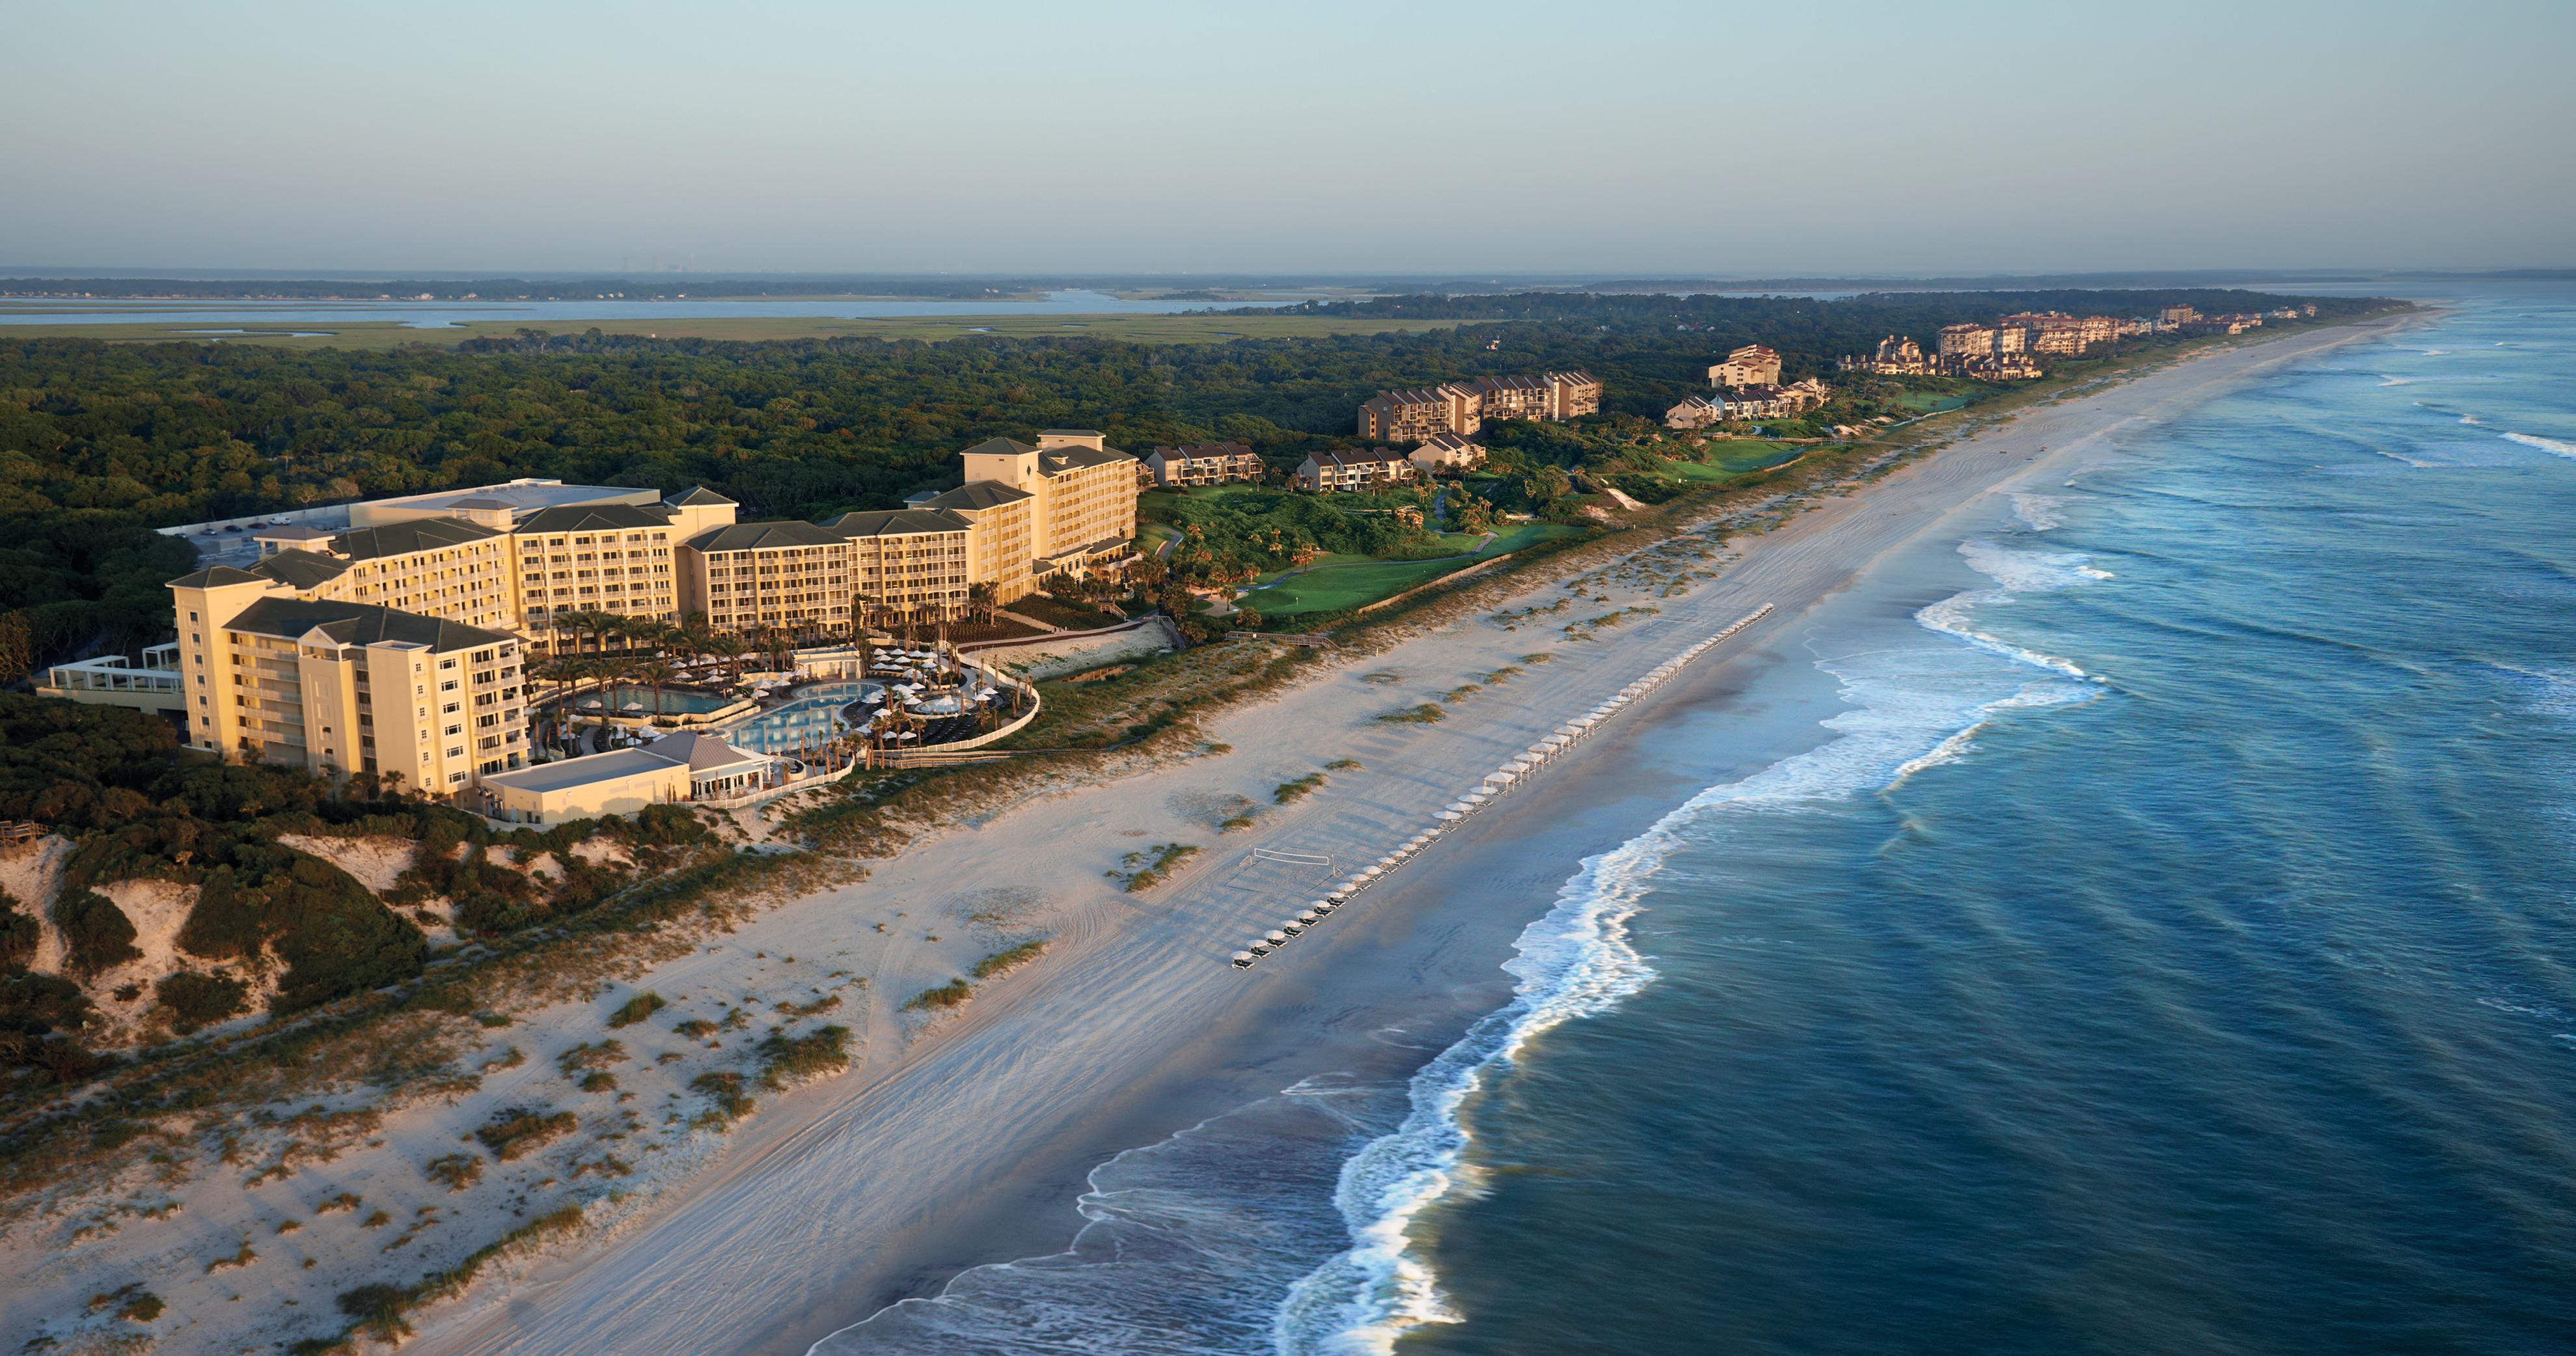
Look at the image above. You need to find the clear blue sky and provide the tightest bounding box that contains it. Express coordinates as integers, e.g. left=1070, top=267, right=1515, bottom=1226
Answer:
left=4, top=0, right=2569, bottom=275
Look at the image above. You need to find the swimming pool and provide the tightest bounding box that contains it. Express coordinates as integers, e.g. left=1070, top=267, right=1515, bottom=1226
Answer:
left=575, top=685, right=738, bottom=715
left=722, top=680, right=876, bottom=754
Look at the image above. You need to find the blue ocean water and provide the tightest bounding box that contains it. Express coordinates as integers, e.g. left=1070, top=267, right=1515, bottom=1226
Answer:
left=817, top=287, right=2576, bottom=1355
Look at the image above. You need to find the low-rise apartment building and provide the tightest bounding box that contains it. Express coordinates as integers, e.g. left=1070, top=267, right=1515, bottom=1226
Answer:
left=1708, top=345, right=1783, bottom=388
left=1146, top=441, right=1265, bottom=487
left=1665, top=396, right=1723, bottom=430
left=1295, top=447, right=1419, bottom=492
left=1408, top=430, right=1487, bottom=473
left=1544, top=370, right=1602, bottom=420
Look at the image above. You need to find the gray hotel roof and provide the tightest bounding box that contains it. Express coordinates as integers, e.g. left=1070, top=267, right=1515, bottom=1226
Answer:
left=225, top=597, right=515, bottom=651
left=685, top=519, right=847, bottom=552
left=515, top=503, right=680, bottom=534
left=330, top=517, right=503, bottom=561
left=821, top=508, right=972, bottom=538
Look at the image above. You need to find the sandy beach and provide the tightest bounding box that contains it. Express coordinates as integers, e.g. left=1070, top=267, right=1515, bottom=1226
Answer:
left=0, top=316, right=2416, bottom=1356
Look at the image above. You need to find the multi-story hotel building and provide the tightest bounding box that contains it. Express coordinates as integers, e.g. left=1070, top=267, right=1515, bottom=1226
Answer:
left=164, top=572, right=527, bottom=790
left=146, top=435, right=1140, bottom=788
left=675, top=520, right=854, bottom=637
left=1707, top=345, right=1783, bottom=388
left=1146, top=441, right=1266, bottom=487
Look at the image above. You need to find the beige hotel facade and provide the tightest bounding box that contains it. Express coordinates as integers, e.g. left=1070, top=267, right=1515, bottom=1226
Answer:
left=157, top=434, right=1141, bottom=788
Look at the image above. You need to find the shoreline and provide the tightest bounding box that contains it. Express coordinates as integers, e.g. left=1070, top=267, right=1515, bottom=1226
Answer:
left=402, top=314, right=2420, bottom=1356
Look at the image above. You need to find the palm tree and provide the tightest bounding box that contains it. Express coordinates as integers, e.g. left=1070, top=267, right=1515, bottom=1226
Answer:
left=965, top=581, right=998, bottom=627
left=633, top=659, right=680, bottom=722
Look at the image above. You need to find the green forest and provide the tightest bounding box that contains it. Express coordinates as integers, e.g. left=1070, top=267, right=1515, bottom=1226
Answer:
left=0, top=288, right=2387, bottom=671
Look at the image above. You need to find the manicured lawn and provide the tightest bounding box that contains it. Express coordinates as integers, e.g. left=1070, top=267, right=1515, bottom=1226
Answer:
left=1240, top=523, right=1576, bottom=616
left=1895, top=390, right=1973, bottom=412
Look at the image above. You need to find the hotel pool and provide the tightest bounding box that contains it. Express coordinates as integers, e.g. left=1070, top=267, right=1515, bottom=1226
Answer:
left=580, top=685, right=738, bottom=715
left=722, top=680, right=875, bottom=754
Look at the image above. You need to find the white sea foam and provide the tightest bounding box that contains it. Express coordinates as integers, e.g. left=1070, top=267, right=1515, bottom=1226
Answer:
left=2377, top=375, right=2414, bottom=387
left=1283, top=566, right=2100, bottom=1355
left=2008, top=491, right=2078, bottom=531
left=2501, top=430, right=2576, bottom=459
left=2460, top=414, right=2484, bottom=426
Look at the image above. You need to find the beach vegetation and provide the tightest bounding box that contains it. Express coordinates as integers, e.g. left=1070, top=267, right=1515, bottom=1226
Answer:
left=1107, top=843, right=1200, bottom=892
left=1324, top=758, right=1363, bottom=771
left=755, top=1025, right=851, bottom=1087
left=422, top=1154, right=482, bottom=1191
left=316, top=1191, right=362, bottom=1213
left=579, top=1072, right=617, bottom=1093
left=205, top=1239, right=257, bottom=1273
left=297, top=1202, right=590, bottom=1354
left=1375, top=704, right=1447, bottom=725
left=772, top=993, right=842, bottom=1019
left=971, top=939, right=1048, bottom=980
left=690, top=1071, right=753, bottom=1126
left=471, top=1106, right=576, bottom=1161
left=555, top=1040, right=625, bottom=1078
left=672, top=1018, right=720, bottom=1039
left=903, top=979, right=974, bottom=1012
left=480, top=1046, right=525, bottom=1073
left=155, top=971, right=249, bottom=1034
left=1273, top=773, right=1328, bottom=804
left=605, top=991, right=666, bottom=1028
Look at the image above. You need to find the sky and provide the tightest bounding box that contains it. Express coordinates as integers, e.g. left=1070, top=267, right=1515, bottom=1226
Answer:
left=4, top=0, right=2571, bottom=276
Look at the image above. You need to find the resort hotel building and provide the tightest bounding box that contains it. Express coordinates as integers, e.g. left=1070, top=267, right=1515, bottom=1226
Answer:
left=130, top=432, right=1142, bottom=790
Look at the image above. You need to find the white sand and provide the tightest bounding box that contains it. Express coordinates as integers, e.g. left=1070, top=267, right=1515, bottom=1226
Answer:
left=0, top=318, right=2417, bottom=1355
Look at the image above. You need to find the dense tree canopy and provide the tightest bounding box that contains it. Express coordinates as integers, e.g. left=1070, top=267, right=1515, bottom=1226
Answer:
left=0, top=288, right=2387, bottom=665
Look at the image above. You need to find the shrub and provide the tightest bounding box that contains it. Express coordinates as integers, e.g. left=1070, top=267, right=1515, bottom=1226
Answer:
left=605, top=991, right=666, bottom=1028
left=579, top=1072, right=616, bottom=1094
left=53, top=889, right=141, bottom=977
left=118, top=1291, right=165, bottom=1323
left=156, top=971, right=249, bottom=1034
left=672, top=1018, right=719, bottom=1039
left=1374, top=704, right=1446, bottom=725
left=0, top=887, right=38, bottom=970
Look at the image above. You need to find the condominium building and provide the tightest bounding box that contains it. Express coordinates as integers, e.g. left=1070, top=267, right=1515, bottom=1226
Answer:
left=1146, top=441, right=1265, bottom=487
left=1708, top=345, right=1783, bottom=388
left=164, top=572, right=527, bottom=789
left=1544, top=370, right=1602, bottom=420
left=1408, top=430, right=1487, bottom=473
left=1468, top=373, right=1552, bottom=422
left=1839, top=336, right=1935, bottom=376
left=1359, top=385, right=1481, bottom=442
left=1997, top=312, right=2119, bottom=356
left=1295, top=447, right=1419, bottom=493
left=1358, top=372, right=1598, bottom=444
left=1665, top=396, right=1722, bottom=431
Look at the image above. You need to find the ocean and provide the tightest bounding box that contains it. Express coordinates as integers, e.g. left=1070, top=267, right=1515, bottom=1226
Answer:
left=814, top=285, right=2576, bottom=1355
